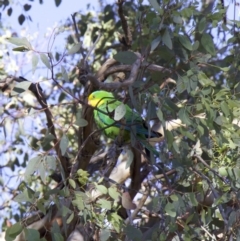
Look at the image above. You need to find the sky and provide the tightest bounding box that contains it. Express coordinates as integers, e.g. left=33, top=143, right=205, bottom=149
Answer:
left=5, top=0, right=100, bottom=31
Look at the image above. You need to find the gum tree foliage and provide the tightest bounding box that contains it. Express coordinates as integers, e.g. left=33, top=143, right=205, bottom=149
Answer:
left=0, top=0, right=63, bottom=25
left=1, top=0, right=240, bottom=240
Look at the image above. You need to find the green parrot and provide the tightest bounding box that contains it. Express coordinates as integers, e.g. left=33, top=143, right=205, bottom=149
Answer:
left=88, top=90, right=160, bottom=151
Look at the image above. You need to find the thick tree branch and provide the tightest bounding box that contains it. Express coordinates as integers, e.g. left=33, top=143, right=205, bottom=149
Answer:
left=97, top=61, right=172, bottom=82
left=87, top=57, right=142, bottom=89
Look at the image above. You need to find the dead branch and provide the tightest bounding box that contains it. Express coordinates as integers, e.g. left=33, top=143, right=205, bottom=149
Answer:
left=125, top=183, right=150, bottom=224
left=96, top=58, right=118, bottom=80
left=87, top=57, right=141, bottom=89
left=97, top=61, right=172, bottom=82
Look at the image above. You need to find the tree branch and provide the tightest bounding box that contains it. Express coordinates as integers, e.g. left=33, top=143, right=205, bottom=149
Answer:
left=117, top=0, right=132, bottom=48
left=0, top=76, right=70, bottom=178
left=87, top=57, right=142, bottom=89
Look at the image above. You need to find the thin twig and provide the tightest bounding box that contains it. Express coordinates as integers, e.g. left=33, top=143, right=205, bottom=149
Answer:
left=125, top=184, right=149, bottom=224
left=84, top=32, right=102, bottom=70
left=191, top=167, right=228, bottom=230
left=201, top=225, right=217, bottom=240
left=71, top=13, right=81, bottom=43
left=194, top=155, right=228, bottom=185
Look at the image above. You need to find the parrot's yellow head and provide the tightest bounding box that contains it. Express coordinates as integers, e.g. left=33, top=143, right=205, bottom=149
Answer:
left=88, top=90, right=115, bottom=107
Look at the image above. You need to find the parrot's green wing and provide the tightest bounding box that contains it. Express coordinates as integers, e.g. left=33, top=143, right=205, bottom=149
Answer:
left=89, top=90, right=160, bottom=155
left=94, top=98, right=158, bottom=140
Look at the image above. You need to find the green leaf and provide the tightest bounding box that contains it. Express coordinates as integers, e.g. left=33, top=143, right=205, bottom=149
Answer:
left=61, top=205, right=71, bottom=217
left=219, top=167, right=228, bottom=176
left=24, top=156, right=42, bottom=181
left=108, top=187, right=120, bottom=200
left=189, top=193, right=198, bottom=206
left=114, top=103, right=126, bottom=121
left=25, top=228, right=41, bottom=241
left=97, top=199, right=112, bottom=210
left=55, top=0, right=62, bottom=7
left=156, top=108, right=164, bottom=121
left=66, top=212, right=74, bottom=224
left=96, top=184, right=108, bottom=194
left=198, top=18, right=206, bottom=33
left=192, top=40, right=199, bottom=51
left=100, top=229, right=111, bottom=241
left=179, top=127, right=195, bottom=141
left=45, top=156, right=57, bottom=171
left=233, top=168, right=240, bottom=179
left=109, top=212, right=122, bottom=232
left=162, top=29, right=172, bottom=49
left=178, top=35, right=192, bottom=50
left=124, top=225, right=142, bottom=240
left=32, top=54, right=39, bottom=74
left=148, top=0, right=160, bottom=12
left=150, top=36, right=161, bottom=52
left=170, top=194, right=179, bottom=201
left=8, top=37, right=32, bottom=49
left=67, top=42, right=81, bottom=55
left=165, top=202, right=176, bottom=217
left=228, top=211, right=237, bottom=229
left=11, top=81, right=31, bottom=96
left=181, top=8, right=193, bottom=18
left=40, top=133, right=55, bottom=150
left=178, top=108, right=192, bottom=125
left=40, top=53, right=51, bottom=69
left=7, top=7, right=12, bottom=16
left=12, top=46, right=29, bottom=52
left=197, top=125, right=204, bottom=136
left=220, top=101, right=230, bottom=117
left=177, top=76, right=187, bottom=93
left=53, top=233, right=64, bottom=241
left=69, top=179, right=76, bottom=189
left=165, top=129, right=174, bottom=149
left=198, top=72, right=216, bottom=87
left=61, top=66, right=69, bottom=81
left=125, top=149, right=134, bottom=168
left=23, top=4, right=31, bottom=11
left=113, top=51, right=138, bottom=64
left=164, top=98, right=180, bottom=112
left=39, top=162, right=46, bottom=183
left=18, top=14, right=25, bottom=25
left=36, top=198, right=46, bottom=214
left=60, top=134, right=69, bottom=155
left=14, top=187, right=35, bottom=203
left=128, top=86, right=138, bottom=110
left=72, top=197, right=84, bottom=211
left=219, top=67, right=229, bottom=72
left=214, top=116, right=228, bottom=126
left=201, top=33, right=216, bottom=55
left=74, top=118, right=88, bottom=127
left=77, top=169, right=89, bottom=186
left=173, top=139, right=180, bottom=153
left=5, top=222, right=23, bottom=241
left=173, top=15, right=182, bottom=24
